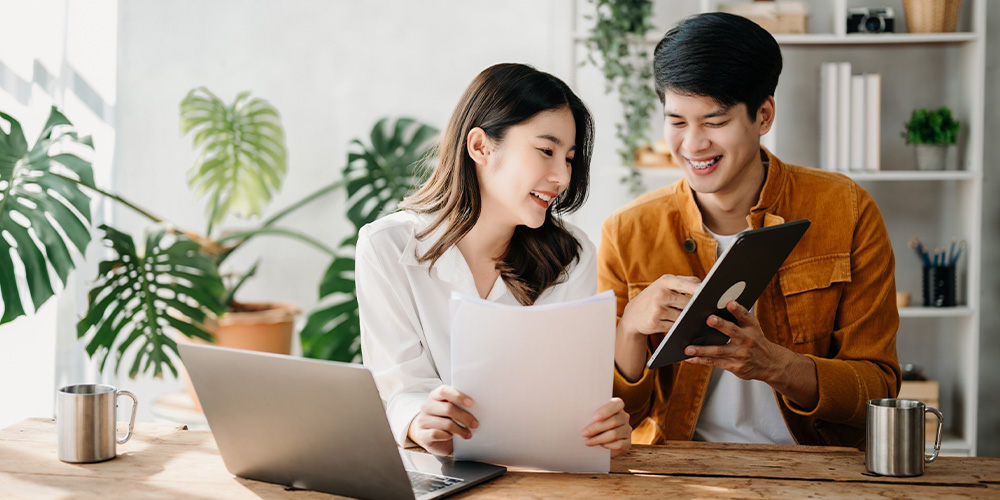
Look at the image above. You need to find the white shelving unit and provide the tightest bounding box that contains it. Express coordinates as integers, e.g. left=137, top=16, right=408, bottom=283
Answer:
left=572, top=0, right=985, bottom=456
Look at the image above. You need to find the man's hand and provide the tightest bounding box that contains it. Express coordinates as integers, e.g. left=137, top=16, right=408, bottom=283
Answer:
left=407, top=385, right=478, bottom=456
left=616, top=274, right=701, bottom=381
left=581, top=397, right=631, bottom=457
left=684, top=300, right=819, bottom=410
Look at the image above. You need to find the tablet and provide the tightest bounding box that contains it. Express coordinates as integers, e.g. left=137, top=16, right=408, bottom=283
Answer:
left=646, top=219, right=811, bottom=369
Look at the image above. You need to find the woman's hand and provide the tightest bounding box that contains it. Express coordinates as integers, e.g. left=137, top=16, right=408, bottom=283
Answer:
left=407, top=385, right=479, bottom=456
left=581, top=397, right=631, bottom=457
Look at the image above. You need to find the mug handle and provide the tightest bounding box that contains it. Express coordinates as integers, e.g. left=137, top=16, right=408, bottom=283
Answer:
left=116, top=390, right=139, bottom=444
left=925, top=406, right=944, bottom=463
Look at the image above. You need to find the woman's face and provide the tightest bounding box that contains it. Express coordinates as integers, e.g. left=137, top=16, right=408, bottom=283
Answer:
left=476, top=106, right=576, bottom=230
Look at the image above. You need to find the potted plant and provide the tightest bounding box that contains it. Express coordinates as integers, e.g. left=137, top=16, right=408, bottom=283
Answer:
left=584, top=0, right=657, bottom=196
left=0, top=88, right=343, bottom=380
left=903, top=106, right=960, bottom=170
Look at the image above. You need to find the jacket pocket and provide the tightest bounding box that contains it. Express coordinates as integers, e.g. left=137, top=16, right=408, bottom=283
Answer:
left=778, top=255, right=851, bottom=344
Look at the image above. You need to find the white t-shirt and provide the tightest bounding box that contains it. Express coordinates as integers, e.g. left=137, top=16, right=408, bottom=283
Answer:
left=692, top=227, right=796, bottom=445
left=357, top=210, right=597, bottom=445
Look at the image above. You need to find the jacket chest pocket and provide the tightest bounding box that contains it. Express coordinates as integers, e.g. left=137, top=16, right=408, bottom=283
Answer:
left=778, top=255, right=851, bottom=344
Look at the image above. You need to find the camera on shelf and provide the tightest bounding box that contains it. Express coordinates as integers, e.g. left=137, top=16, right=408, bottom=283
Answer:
left=847, top=7, right=895, bottom=34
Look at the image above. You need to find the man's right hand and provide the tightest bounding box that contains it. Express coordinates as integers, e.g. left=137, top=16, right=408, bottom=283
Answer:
left=615, top=274, right=701, bottom=381
left=407, top=385, right=478, bottom=456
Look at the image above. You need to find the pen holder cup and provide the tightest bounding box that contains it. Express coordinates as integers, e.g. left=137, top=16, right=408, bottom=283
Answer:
left=921, top=265, right=956, bottom=307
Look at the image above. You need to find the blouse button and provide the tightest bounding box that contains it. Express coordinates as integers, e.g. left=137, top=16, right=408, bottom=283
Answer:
left=683, top=238, right=697, bottom=253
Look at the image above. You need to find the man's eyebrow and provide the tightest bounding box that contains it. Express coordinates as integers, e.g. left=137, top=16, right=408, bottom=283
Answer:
left=666, top=108, right=731, bottom=119
left=537, top=134, right=576, bottom=151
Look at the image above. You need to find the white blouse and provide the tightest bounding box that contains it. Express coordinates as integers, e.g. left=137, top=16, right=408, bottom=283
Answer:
left=357, top=210, right=597, bottom=445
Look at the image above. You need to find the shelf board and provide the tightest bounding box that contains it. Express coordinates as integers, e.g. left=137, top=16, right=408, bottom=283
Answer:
left=775, top=33, right=979, bottom=45
left=573, top=32, right=979, bottom=46
left=898, top=306, right=974, bottom=318
left=846, top=170, right=978, bottom=181
left=610, top=167, right=977, bottom=183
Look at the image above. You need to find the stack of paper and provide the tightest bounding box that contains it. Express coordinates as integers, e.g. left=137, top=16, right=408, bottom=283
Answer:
left=450, top=290, right=615, bottom=473
left=819, top=62, right=881, bottom=172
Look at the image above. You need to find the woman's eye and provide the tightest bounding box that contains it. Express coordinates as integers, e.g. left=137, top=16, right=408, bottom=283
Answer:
left=670, top=122, right=685, bottom=127
left=566, top=157, right=574, bottom=165
left=539, top=148, right=554, bottom=156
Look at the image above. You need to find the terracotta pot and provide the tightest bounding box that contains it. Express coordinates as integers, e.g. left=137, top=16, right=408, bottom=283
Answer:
left=178, top=302, right=299, bottom=410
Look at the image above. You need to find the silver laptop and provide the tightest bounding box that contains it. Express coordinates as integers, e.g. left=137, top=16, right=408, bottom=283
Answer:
left=178, top=343, right=506, bottom=500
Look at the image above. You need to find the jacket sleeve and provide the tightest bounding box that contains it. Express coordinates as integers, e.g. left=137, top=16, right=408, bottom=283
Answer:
left=357, top=227, right=442, bottom=446
left=598, top=214, right=659, bottom=427
left=783, top=188, right=901, bottom=429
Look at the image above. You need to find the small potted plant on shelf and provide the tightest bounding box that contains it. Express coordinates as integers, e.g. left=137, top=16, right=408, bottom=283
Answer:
left=903, top=106, right=960, bottom=170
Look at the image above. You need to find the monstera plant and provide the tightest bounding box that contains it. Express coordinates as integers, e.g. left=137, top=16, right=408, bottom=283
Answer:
left=0, top=88, right=345, bottom=378
left=301, top=117, right=438, bottom=362
left=0, top=108, right=97, bottom=324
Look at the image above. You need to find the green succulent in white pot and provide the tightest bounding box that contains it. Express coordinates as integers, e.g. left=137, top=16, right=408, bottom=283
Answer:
left=903, top=106, right=960, bottom=171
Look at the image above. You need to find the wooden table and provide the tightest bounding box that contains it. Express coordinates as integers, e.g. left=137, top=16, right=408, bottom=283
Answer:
left=2, top=418, right=997, bottom=499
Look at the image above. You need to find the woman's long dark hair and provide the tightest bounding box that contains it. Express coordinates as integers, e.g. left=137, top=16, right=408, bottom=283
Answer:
left=399, top=63, right=593, bottom=305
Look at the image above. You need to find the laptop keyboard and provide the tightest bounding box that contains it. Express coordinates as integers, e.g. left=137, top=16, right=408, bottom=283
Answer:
left=407, top=470, right=463, bottom=494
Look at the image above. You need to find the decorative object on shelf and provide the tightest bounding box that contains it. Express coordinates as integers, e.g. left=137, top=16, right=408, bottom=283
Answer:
left=896, top=292, right=912, bottom=308
left=0, top=91, right=344, bottom=379
left=583, top=0, right=657, bottom=196
left=719, top=1, right=810, bottom=34
left=634, top=140, right=678, bottom=168
left=300, top=117, right=438, bottom=363
left=903, top=107, right=959, bottom=170
left=846, top=6, right=895, bottom=33
left=909, top=236, right=964, bottom=307
left=903, top=0, right=962, bottom=33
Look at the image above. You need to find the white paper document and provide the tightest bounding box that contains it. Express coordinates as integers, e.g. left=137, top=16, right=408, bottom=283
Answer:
left=450, top=290, right=615, bottom=473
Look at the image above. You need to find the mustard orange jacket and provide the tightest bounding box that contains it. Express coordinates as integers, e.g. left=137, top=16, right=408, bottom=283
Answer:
left=598, top=149, right=900, bottom=448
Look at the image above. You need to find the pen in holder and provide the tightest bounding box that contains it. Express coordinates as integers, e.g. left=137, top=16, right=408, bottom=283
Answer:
left=910, top=236, right=963, bottom=308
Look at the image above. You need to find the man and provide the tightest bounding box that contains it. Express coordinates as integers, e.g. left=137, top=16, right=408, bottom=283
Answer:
left=599, top=12, right=899, bottom=448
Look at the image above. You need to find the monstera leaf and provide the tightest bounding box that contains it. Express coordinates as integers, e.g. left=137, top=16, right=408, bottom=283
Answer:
left=0, top=107, right=95, bottom=324
left=343, top=117, right=439, bottom=231
left=77, top=224, right=226, bottom=378
left=301, top=118, right=438, bottom=362
left=180, top=87, right=287, bottom=234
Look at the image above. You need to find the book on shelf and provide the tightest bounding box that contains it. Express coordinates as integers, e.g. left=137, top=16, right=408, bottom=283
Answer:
left=864, top=73, right=881, bottom=172
left=818, top=62, right=881, bottom=173
left=836, top=62, right=851, bottom=172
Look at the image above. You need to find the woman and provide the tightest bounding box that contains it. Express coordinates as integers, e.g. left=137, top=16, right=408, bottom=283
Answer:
left=358, top=63, right=630, bottom=458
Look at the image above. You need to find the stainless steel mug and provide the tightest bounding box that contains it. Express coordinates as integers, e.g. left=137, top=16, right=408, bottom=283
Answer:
left=866, top=398, right=943, bottom=476
left=57, top=384, right=138, bottom=463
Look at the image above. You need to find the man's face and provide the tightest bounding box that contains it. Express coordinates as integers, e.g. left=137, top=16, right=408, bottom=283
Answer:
left=662, top=92, right=773, bottom=198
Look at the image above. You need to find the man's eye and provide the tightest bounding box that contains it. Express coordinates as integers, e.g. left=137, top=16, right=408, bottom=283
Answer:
left=671, top=122, right=685, bottom=127
left=707, top=121, right=728, bottom=128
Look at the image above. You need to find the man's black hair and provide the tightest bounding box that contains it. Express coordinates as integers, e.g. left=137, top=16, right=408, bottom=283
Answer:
left=653, top=12, right=782, bottom=121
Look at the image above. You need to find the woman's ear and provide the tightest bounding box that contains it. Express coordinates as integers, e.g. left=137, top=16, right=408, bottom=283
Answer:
left=757, top=96, right=776, bottom=136
left=466, top=127, right=492, bottom=166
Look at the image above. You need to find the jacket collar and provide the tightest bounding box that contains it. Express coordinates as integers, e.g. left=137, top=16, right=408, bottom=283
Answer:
left=676, top=147, right=786, bottom=235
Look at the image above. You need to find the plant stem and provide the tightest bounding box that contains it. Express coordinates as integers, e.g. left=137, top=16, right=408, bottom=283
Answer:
left=216, top=227, right=336, bottom=256
left=51, top=172, right=163, bottom=223
left=261, top=179, right=346, bottom=227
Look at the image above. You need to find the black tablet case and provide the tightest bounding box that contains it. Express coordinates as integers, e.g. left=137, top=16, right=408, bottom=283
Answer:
left=646, top=219, right=811, bottom=369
